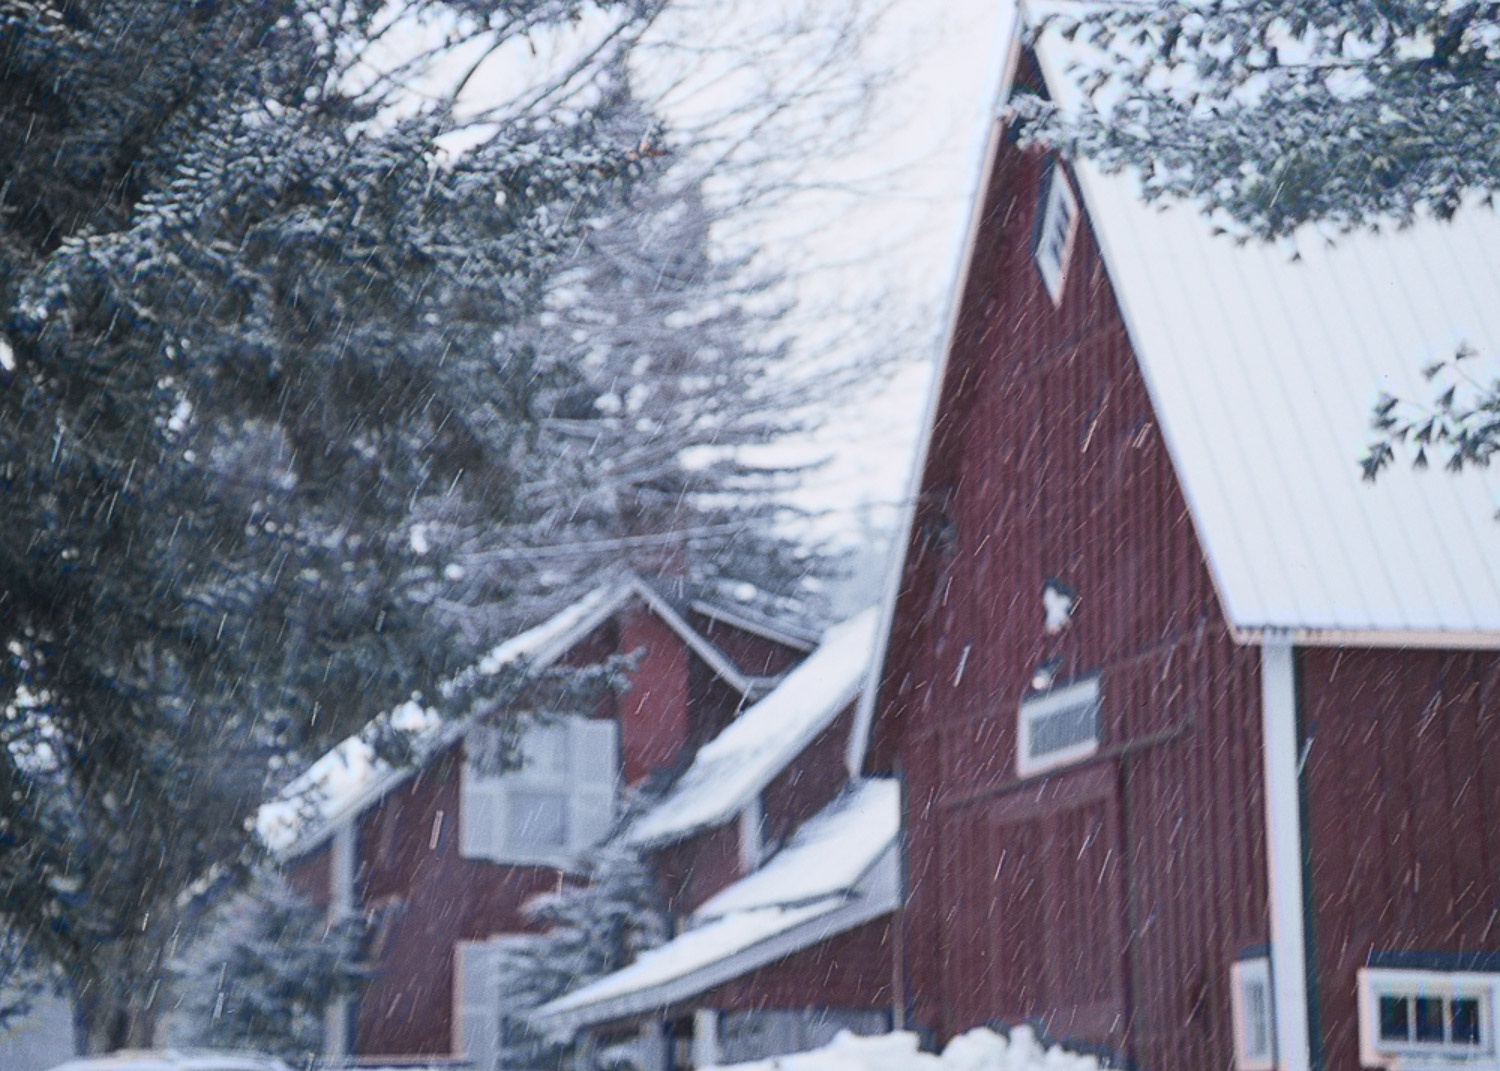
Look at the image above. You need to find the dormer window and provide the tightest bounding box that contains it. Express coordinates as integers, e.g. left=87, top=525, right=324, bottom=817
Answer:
left=1032, top=161, right=1078, bottom=303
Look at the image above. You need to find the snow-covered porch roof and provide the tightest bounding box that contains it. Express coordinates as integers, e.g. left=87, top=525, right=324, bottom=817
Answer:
left=625, top=608, right=879, bottom=849
left=531, top=777, right=901, bottom=1036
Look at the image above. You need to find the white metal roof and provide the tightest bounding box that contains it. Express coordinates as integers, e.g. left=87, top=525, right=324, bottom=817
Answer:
left=1031, top=21, right=1500, bottom=645
left=626, top=607, right=879, bottom=848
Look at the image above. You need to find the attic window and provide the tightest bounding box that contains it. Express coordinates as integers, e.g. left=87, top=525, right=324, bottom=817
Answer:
left=1017, top=675, right=1100, bottom=776
left=1032, top=161, right=1078, bottom=303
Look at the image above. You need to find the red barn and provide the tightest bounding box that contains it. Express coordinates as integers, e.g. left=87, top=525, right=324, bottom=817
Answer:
left=533, top=609, right=901, bottom=1070
left=854, top=16, right=1500, bottom=1071
left=265, top=574, right=812, bottom=1069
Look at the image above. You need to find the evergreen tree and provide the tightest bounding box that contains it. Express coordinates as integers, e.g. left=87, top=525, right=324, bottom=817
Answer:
left=494, top=838, right=670, bottom=1071
left=1014, top=2, right=1500, bottom=239
left=0, top=0, right=664, bottom=1050
left=490, top=131, right=835, bottom=617
left=1014, top=2, right=1500, bottom=481
left=171, top=874, right=367, bottom=1065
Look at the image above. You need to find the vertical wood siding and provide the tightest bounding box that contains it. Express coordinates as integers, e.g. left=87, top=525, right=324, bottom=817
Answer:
left=1300, top=647, right=1500, bottom=1071
left=869, top=67, right=1269, bottom=1071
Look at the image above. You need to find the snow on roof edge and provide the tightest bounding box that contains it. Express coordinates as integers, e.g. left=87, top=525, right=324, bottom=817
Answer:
left=850, top=17, right=1020, bottom=778
left=693, top=777, right=901, bottom=920
left=625, top=607, right=880, bottom=848
left=260, top=580, right=635, bottom=858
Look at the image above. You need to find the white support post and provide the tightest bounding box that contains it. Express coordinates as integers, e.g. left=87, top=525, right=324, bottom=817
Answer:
left=738, top=796, right=764, bottom=873
left=1261, top=639, right=1311, bottom=1071
left=325, top=820, right=357, bottom=1062
left=691, top=1008, right=721, bottom=1069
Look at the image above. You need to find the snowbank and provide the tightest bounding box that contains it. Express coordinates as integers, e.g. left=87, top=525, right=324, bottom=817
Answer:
left=713, top=1026, right=1105, bottom=1071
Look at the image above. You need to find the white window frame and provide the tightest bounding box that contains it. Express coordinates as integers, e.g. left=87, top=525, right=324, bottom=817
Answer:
left=459, top=714, right=618, bottom=868
left=455, top=935, right=529, bottom=1070
left=1017, top=675, right=1100, bottom=777
left=1033, top=161, right=1079, bottom=304
left=1231, top=956, right=1276, bottom=1071
left=1358, top=968, right=1498, bottom=1068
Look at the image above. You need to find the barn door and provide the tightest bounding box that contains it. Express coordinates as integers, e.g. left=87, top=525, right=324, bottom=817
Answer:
left=960, top=762, right=1128, bottom=1047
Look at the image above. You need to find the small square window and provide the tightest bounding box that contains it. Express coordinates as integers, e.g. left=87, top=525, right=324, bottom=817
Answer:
left=1017, top=676, right=1100, bottom=776
left=1032, top=161, right=1079, bottom=304
left=509, top=788, right=568, bottom=850
left=1455, top=998, right=1484, bottom=1046
left=1379, top=994, right=1409, bottom=1042
left=1231, top=957, right=1275, bottom=1071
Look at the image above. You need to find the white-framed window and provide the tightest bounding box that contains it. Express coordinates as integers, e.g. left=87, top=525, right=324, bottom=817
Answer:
left=455, top=935, right=529, bottom=1070
left=1358, top=968, right=1497, bottom=1066
left=1230, top=956, right=1276, bottom=1071
left=1032, top=160, right=1079, bottom=303
left=1017, top=675, right=1100, bottom=776
left=459, top=714, right=618, bottom=867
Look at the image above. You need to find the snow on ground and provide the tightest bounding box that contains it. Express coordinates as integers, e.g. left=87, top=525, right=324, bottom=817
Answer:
left=695, top=778, right=899, bottom=919
left=714, top=1026, right=1105, bottom=1071
left=626, top=607, right=879, bottom=847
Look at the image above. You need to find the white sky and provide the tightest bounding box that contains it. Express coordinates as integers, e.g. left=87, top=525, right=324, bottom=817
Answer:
left=381, top=0, right=1018, bottom=551
left=725, top=0, right=1014, bottom=546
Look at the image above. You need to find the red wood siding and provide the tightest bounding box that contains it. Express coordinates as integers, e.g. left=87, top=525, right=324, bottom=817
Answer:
left=703, top=918, right=895, bottom=1011
left=762, top=707, right=855, bottom=851
left=870, top=91, right=1269, bottom=1071
left=655, top=821, right=745, bottom=918
left=689, top=613, right=806, bottom=678
left=286, top=842, right=331, bottom=909
left=686, top=658, right=748, bottom=753
left=1300, top=647, right=1500, bottom=1071
left=619, top=606, right=691, bottom=785
left=351, top=746, right=563, bottom=1056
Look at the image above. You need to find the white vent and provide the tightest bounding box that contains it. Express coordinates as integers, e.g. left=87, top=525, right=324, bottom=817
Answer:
left=1033, top=162, right=1078, bottom=303
left=1017, top=676, right=1100, bottom=776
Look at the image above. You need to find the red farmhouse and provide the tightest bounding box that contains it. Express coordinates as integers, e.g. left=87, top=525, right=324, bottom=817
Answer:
left=854, top=17, right=1500, bottom=1071
left=266, top=573, right=813, bottom=1069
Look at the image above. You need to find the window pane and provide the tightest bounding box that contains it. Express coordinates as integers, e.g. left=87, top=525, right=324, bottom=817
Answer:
left=1379, top=995, right=1410, bottom=1042
left=1452, top=998, right=1482, bottom=1046
left=1030, top=697, right=1098, bottom=757
left=1245, top=979, right=1270, bottom=1058
left=1415, top=996, right=1445, bottom=1042
left=509, top=788, right=568, bottom=849
left=521, top=723, right=568, bottom=777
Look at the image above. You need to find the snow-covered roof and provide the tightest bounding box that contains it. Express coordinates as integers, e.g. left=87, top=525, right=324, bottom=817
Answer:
left=1026, top=18, right=1500, bottom=645
left=259, top=575, right=770, bottom=858
left=714, top=1025, right=1103, bottom=1071
left=257, top=583, right=629, bottom=856
left=626, top=607, right=879, bottom=848
left=689, top=598, right=820, bottom=651
left=695, top=778, right=899, bottom=920
left=531, top=777, right=900, bottom=1035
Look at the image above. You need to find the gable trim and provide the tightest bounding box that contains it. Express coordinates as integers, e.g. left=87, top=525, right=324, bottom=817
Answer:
left=849, top=19, right=1020, bottom=777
